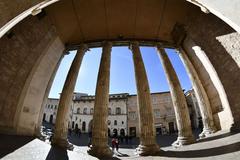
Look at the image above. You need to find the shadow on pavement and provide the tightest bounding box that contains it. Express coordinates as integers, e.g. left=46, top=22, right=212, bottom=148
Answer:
left=45, top=146, right=69, bottom=160
left=196, top=131, right=237, bottom=143
left=0, top=134, right=34, bottom=158
left=160, top=142, right=240, bottom=158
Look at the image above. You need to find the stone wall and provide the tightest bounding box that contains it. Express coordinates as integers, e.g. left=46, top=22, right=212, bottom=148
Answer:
left=0, top=15, right=64, bottom=134
left=184, top=12, right=240, bottom=131
left=0, top=0, right=43, bottom=28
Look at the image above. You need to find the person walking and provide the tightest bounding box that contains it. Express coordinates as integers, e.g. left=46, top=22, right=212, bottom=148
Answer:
left=111, top=138, right=116, bottom=152
left=115, top=138, right=119, bottom=152
left=88, top=131, right=92, bottom=147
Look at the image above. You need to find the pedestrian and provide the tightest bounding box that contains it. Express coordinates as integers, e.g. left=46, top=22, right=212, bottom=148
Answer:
left=111, top=138, right=116, bottom=151
left=115, top=138, right=119, bottom=152
left=88, top=131, right=92, bottom=147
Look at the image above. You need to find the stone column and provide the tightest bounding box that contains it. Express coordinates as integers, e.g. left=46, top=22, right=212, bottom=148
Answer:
left=130, top=42, right=160, bottom=155
left=88, top=42, right=113, bottom=158
left=51, top=44, right=87, bottom=149
left=156, top=46, right=195, bottom=146
left=177, top=48, right=216, bottom=138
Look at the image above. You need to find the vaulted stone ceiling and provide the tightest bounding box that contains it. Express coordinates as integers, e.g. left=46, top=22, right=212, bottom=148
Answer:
left=46, top=0, right=195, bottom=46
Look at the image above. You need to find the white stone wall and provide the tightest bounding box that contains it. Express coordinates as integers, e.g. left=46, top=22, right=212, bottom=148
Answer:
left=72, top=96, right=128, bottom=135
left=43, top=98, right=59, bottom=124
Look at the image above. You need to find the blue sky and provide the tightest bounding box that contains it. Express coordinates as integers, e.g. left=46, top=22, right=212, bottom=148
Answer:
left=48, top=47, right=192, bottom=98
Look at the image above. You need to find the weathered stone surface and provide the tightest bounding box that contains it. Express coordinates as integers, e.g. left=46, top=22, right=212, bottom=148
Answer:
left=157, top=47, right=194, bottom=146
left=0, top=16, right=60, bottom=134
left=178, top=48, right=216, bottom=138
left=52, top=44, right=87, bottom=149
left=130, top=42, right=160, bottom=155
left=185, top=12, right=240, bottom=131
left=88, top=42, right=113, bottom=158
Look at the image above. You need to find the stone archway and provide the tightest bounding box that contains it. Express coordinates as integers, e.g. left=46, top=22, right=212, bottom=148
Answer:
left=82, top=121, right=86, bottom=132
left=88, top=120, right=93, bottom=133
left=113, top=129, right=118, bottom=137
left=49, top=115, right=53, bottom=124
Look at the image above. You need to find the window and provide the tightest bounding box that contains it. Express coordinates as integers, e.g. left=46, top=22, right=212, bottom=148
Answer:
left=108, top=108, right=111, bottom=115
left=154, top=109, right=161, bottom=118
left=114, top=120, right=117, bottom=125
left=122, top=121, right=124, bottom=125
left=129, top=111, right=136, bottom=120
left=116, top=107, right=121, bottom=115
left=77, top=108, right=80, bottom=114
left=55, top=105, right=57, bottom=109
left=90, top=108, right=94, bottom=114
left=51, top=105, right=53, bottom=109
left=108, top=120, right=111, bottom=125
left=48, top=105, right=50, bottom=108
left=83, top=108, right=87, bottom=114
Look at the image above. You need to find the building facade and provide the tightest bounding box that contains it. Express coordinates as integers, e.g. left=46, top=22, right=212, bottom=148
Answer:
left=43, top=91, right=199, bottom=137
left=127, top=92, right=177, bottom=137
left=185, top=89, right=202, bottom=129
left=71, top=93, right=128, bottom=136
left=43, top=98, right=59, bottom=124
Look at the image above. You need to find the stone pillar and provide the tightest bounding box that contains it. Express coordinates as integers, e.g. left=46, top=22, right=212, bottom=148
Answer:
left=87, top=42, right=113, bottom=158
left=51, top=44, right=87, bottom=149
left=130, top=42, right=160, bottom=155
left=177, top=48, right=216, bottom=138
left=156, top=46, right=195, bottom=147
left=35, top=55, right=63, bottom=139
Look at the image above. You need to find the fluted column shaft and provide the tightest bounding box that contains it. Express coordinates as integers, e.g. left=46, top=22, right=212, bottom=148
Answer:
left=178, top=48, right=216, bottom=138
left=157, top=46, right=194, bottom=146
left=88, top=42, right=112, bottom=158
left=52, top=44, right=87, bottom=148
left=130, top=42, right=160, bottom=155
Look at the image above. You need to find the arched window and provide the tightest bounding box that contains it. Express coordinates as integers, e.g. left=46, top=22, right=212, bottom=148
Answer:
left=116, top=107, right=121, bottom=115
left=90, top=108, right=94, bottom=114
left=82, top=121, right=86, bottom=131
left=108, top=108, right=111, bottom=115
left=77, top=108, right=80, bottom=114
left=114, top=120, right=117, bottom=125
left=83, top=108, right=87, bottom=114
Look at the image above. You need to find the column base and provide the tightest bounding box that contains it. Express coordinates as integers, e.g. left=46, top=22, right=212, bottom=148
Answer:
left=51, top=137, right=74, bottom=150
left=135, top=144, right=161, bottom=156
left=172, top=135, right=195, bottom=147
left=230, top=123, right=240, bottom=133
left=87, top=145, right=113, bottom=158
left=199, top=128, right=217, bottom=139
